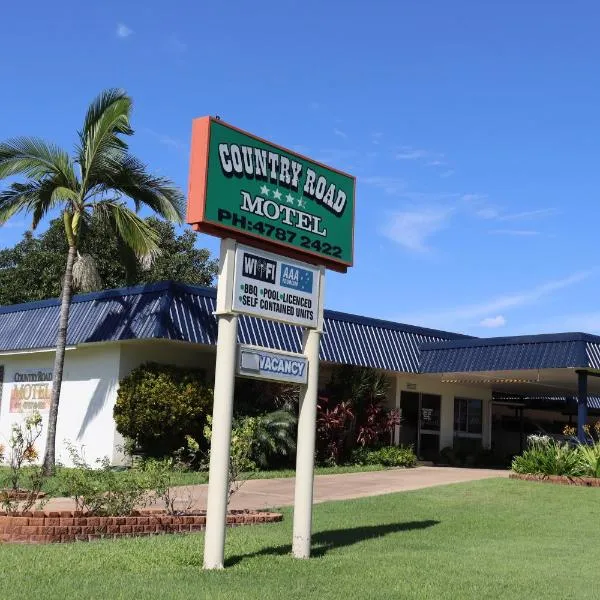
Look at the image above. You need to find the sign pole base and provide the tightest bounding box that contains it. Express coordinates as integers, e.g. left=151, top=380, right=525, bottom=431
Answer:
left=292, top=327, right=321, bottom=559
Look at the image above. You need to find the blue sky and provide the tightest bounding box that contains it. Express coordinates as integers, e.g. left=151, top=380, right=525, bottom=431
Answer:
left=1, top=0, right=600, bottom=337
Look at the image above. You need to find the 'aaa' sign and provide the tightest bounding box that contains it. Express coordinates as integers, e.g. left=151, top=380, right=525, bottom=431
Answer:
left=186, top=118, right=355, bottom=272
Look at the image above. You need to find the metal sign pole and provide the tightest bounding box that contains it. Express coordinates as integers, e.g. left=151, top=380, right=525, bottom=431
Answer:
left=292, top=267, right=325, bottom=559
left=204, top=238, right=238, bottom=570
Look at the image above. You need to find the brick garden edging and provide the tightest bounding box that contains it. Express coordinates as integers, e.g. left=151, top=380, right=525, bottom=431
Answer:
left=0, top=509, right=282, bottom=544
left=510, top=472, right=600, bottom=487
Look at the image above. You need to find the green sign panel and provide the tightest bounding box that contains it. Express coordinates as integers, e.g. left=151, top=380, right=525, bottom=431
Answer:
left=187, top=118, right=355, bottom=270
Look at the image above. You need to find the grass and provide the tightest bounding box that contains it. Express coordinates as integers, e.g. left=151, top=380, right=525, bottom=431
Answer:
left=0, top=463, right=391, bottom=496
left=1, top=478, right=599, bottom=599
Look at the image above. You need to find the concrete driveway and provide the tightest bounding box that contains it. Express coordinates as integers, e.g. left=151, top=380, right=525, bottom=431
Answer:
left=45, top=466, right=507, bottom=512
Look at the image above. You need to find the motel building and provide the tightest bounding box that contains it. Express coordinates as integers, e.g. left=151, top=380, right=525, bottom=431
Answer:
left=0, top=280, right=599, bottom=467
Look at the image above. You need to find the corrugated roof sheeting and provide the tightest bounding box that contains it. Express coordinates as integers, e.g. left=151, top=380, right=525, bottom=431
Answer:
left=586, top=343, right=600, bottom=370
left=420, top=337, right=591, bottom=373
left=0, top=282, right=460, bottom=373
left=167, top=287, right=454, bottom=371
left=0, top=289, right=165, bottom=351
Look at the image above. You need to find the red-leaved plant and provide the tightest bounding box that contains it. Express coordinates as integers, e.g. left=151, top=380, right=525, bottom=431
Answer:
left=356, top=403, right=401, bottom=448
left=316, top=397, right=354, bottom=464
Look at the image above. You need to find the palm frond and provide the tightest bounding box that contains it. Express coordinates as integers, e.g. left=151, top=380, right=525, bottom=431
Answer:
left=77, top=89, right=133, bottom=189
left=0, top=138, right=76, bottom=186
left=100, top=154, right=184, bottom=223
left=93, top=200, right=160, bottom=263
left=0, top=179, right=58, bottom=227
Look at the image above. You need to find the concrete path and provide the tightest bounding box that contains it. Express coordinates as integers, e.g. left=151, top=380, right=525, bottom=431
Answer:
left=45, top=466, right=507, bottom=512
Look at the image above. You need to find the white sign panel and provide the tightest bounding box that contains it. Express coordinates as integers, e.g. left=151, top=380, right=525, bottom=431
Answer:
left=237, top=345, right=308, bottom=384
left=232, top=244, right=321, bottom=328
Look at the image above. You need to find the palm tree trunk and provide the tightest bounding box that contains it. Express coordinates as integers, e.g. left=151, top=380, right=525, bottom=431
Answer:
left=42, top=244, right=77, bottom=475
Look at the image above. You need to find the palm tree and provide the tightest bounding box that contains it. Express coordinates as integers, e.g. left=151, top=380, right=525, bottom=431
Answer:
left=0, top=89, right=185, bottom=474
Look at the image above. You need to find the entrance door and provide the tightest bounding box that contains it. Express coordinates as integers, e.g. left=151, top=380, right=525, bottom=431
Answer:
left=399, top=391, right=419, bottom=450
left=399, top=391, right=441, bottom=459
left=419, top=394, right=441, bottom=460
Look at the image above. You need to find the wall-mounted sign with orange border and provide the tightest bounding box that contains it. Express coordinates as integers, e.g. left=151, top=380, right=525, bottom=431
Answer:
left=186, top=117, right=355, bottom=272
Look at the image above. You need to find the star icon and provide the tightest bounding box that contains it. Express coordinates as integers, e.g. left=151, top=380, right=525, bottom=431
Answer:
left=296, top=198, right=306, bottom=209
left=260, top=185, right=270, bottom=196
left=273, top=189, right=282, bottom=200
left=285, top=193, right=295, bottom=205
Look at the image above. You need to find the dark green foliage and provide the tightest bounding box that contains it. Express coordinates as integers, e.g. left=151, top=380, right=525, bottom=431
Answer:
left=114, top=362, right=212, bottom=458
left=0, top=215, right=217, bottom=305
left=511, top=435, right=585, bottom=476
left=350, top=445, right=417, bottom=468
left=249, top=410, right=297, bottom=468
left=233, top=379, right=299, bottom=417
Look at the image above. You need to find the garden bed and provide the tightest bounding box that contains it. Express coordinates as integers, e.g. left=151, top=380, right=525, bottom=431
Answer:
left=510, top=472, right=600, bottom=487
left=0, top=509, right=282, bottom=544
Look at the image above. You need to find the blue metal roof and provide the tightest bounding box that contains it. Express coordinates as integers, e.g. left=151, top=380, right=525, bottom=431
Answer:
left=419, top=333, right=600, bottom=373
left=0, top=281, right=467, bottom=373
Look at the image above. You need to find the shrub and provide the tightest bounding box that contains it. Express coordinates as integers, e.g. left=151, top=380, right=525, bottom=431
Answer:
left=578, top=443, right=600, bottom=478
left=350, top=445, right=417, bottom=468
left=0, top=412, right=48, bottom=514
left=114, top=362, right=213, bottom=457
left=61, top=443, right=152, bottom=515
left=316, top=366, right=398, bottom=464
left=316, top=398, right=354, bottom=465
left=249, top=409, right=297, bottom=469
left=511, top=435, right=584, bottom=477
left=202, top=415, right=257, bottom=504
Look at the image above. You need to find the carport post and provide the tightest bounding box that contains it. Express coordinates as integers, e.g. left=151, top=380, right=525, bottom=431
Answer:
left=577, top=370, right=588, bottom=443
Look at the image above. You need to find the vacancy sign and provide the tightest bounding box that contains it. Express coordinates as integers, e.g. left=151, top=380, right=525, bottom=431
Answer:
left=232, top=244, right=320, bottom=328
left=237, top=345, right=308, bottom=385
left=186, top=117, right=355, bottom=272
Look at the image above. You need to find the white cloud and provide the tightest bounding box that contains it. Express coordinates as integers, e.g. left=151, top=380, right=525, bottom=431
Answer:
left=475, top=207, right=500, bottom=219
left=167, top=35, right=186, bottom=53
left=361, top=176, right=405, bottom=195
left=498, top=208, right=558, bottom=221
left=382, top=207, right=453, bottom=253
left=440, top=169, right=455, bottom=178
left=371, top=132, right=383, bottom=145
left=399, top=271, right=593, bottom=328
left=480, top=315, right=506, bottom=328
left=116, top=23, right=133, bottom=38
left=395, top=147, right=430, bottom=160
left=333, top=128, right=347, bottom=139
left=489, top=229, right=541, bottom=236
left=143, top=128, right=187, bottom=153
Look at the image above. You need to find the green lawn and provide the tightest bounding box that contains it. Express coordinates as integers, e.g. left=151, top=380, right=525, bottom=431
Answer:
left=2, top=478, right=598, bottom=599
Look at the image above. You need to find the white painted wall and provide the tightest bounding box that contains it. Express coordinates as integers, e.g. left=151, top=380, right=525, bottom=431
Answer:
left=0, top=345, right=121, bottom=467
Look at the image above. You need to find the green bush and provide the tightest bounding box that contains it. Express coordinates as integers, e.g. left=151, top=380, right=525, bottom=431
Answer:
left=114, top=362, right=213, bottom=458
left=350, top=445, right=417, bottom=468
left=511, top=435, right=584, bottom=477
left=61, top=443, right=152, bottom=515
left=512, top=436, right=600, bottom=478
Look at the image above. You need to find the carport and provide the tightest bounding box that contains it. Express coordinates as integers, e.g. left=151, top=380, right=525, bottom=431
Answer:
left=419, top=333, right=600, bottom=443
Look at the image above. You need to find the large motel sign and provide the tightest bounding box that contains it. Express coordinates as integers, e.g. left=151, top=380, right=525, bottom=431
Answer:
left=186, top=117, right=355, bottom=569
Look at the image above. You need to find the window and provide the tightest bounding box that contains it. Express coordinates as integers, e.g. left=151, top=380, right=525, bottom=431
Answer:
left=454, top=398, right=483, bottom=437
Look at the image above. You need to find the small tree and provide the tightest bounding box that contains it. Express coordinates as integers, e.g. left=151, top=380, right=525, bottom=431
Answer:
left=114, top=362, right=212, bottom=457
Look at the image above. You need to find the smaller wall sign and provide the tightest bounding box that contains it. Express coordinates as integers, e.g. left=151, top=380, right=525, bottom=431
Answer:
left=237, top=345, right=308, bottom=385
left=9, top=369, right=53, bottom=413
left=232, top=243, right=321, bottom=328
